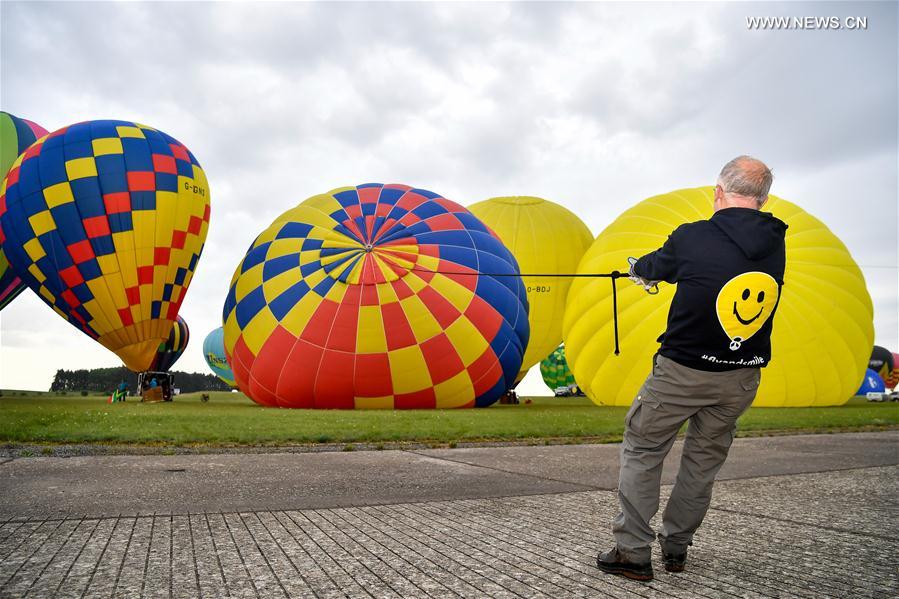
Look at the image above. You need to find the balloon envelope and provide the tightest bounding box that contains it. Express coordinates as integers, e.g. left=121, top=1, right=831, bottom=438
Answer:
left=469, top=197, right=592, bottom=381
left=203, top=327, right=235, bottom=387
left=564, top=187, right=873, bottom=407
left=856, top=368, right=886, bottom=395
left=149, top=316, right=189, bottom=372
left=540, top=345, right=577, bottom=391
left=0, top=120, right=210, bottom=371
left=223, top=183, right=529, bottom=409
left=886, top=353, right=899, bottom=390
left=869, top=345, right=894, bottom=382
left=0, top=112, right=49, bottom=310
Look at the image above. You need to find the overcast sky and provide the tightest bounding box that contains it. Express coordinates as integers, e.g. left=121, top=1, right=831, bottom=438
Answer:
left=1, top=1, right=896, bottom=396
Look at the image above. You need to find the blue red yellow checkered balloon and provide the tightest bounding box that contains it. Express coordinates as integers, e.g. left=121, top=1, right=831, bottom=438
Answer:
left=0, top=120, right=210, bottom=371
left=0, top=111, right=48, bottom=310
left=223, top=183, right=529, bottom=409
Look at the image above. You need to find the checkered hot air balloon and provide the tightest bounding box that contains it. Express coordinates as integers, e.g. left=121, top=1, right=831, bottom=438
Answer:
left=223, top=183, right=529, bottom=409
left=0, top=120, right=210, bottom=372
left=0, top=112, right=49, bottom=310
left=540, top=345, right=577, bottom=391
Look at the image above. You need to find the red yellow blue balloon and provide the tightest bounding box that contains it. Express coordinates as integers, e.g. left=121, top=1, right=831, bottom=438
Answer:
left=149, top=316, right=189, bottom=372
left=223, top=183, right=529, bottom=409
left=0, top=111, right=49, bottom=310
left=0, top=120, right=210, bottom=371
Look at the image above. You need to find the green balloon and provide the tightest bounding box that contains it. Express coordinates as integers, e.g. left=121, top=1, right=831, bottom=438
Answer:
left=540, top=346, right=577, bottom=391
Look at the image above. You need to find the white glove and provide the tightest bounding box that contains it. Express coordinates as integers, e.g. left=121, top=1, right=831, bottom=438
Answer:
left=627, top=257, right=660, bottom=294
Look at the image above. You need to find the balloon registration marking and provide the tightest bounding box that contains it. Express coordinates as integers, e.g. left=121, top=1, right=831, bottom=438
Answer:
left=715, top=271, right=780, bottom=350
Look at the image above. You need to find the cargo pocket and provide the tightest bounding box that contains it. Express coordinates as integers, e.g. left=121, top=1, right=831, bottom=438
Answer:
left=626, top=387, right=664, bottom=440
left=736, top=370, right=762, bottom=411
left=739, top=371, right=761, bottom=392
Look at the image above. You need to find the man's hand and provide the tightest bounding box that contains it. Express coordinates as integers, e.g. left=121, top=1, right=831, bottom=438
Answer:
left=627, top=257, right=660, bottom=295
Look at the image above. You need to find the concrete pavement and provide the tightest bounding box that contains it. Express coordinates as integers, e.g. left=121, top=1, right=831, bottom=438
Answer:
left=0, top=432, right=897, bottom=597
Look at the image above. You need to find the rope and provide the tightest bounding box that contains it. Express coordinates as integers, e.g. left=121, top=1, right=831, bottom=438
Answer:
left=409, top=268, right=626, bottom=356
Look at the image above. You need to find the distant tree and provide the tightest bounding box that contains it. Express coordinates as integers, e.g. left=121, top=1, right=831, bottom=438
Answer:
left=47, top=368, right=231, bottom=393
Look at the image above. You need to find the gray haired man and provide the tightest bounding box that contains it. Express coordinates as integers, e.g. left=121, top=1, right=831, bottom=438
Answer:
left=596, top=156, right=788, bottom=581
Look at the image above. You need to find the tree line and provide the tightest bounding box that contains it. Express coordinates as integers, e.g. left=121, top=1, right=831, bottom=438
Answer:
left=49, top=367, right=232, bottom=394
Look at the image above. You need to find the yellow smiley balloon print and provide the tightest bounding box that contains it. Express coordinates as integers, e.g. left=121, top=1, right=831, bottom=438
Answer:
left=715, top=272, right=780, bottom=351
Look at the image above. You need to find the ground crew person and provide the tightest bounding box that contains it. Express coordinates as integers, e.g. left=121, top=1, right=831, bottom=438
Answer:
left=596, top=156, right=787, bottom=581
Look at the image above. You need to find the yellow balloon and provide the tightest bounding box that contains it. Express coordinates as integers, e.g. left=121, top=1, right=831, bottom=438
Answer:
left=563, top=187, right=873, bottom=407
left=469, top=196, right=593, bottom=380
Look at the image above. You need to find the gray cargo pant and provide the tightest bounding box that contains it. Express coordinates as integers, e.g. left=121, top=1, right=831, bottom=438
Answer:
left=613, top=354, right=760, bottom=562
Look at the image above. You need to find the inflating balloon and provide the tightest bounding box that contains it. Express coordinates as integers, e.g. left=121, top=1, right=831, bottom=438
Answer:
left=869, top=345, right=894, bottom=382
left=203, top=327, right=235, bottom=387
left=149, top=316, right=189, bottom=372
left=856, top=368, right=886, bottom=395
left=223, top=183, right=529, bottom=409
left=0, top=112, right=49, bottom=310
left=0, top=120, right=210, bottom=371
left=564, top=187, right=873, bottom=407
left=886, top=352, right=899, bottom=390
left=469, top=197, right=592, bottom=381
left=540, top=345, right=577, bottom=391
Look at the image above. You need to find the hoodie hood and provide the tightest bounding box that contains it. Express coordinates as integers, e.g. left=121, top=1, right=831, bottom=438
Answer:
left=711, top=208, right=788, bottom=260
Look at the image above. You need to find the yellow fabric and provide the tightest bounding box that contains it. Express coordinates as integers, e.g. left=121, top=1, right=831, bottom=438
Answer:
left=468, top=196, right=593, bottom=380
left=563, top=187, right=874, bottom=407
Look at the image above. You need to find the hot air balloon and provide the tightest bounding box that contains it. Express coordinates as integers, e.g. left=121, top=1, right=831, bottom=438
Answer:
left=886, top=353, right=899, bottom=390
left=223, top=183, right=529, bottom=409
left=564, top=187, right=873, bottom=407
left=856, top=368, right=886, bottom=395
left=0, top=120, right=210, bottom=371
left=148, top=316, right=189, bottom=371
left=540, top=345, right=577, bottom=392
left=869, top=345, right=894, bottom=382
left=469, top=197, right=592, bottom=382
left=203, top=327, right=235, bottom=387
left=0, top=112, right=49, bottom=310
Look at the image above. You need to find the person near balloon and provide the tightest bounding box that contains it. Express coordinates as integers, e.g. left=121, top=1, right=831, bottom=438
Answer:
left=116, top=380, right=128, bottom=402
left=596, top=156, right=787, bottom=581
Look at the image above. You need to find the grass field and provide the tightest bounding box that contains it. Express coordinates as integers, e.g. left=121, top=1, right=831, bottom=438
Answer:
left=1, top=391, right=897, bottom=447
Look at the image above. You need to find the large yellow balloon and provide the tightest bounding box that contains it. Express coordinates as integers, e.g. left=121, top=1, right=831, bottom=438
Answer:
left=563, top=187, right=873, bottom=407
left=469, top=196, right=593, bottom=380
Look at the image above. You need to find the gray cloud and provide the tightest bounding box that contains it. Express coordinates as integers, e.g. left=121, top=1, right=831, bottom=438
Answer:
left=1, top=1, right=896, bottom=394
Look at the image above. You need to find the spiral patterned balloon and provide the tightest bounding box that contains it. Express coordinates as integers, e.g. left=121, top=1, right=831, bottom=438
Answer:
left=224, top=183, right=529, bottom=409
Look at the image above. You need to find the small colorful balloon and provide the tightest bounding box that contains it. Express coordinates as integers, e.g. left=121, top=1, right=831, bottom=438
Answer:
left=149, top=316, right=189, bottom=372
left=540, top=345, right=577, bottom=391
left=203, top=327, right=236, bottom=387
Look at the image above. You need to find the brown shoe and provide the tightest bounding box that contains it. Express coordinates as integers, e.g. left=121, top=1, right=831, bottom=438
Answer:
left=596, top=548, right=654, bottom=581
left=661, top=547, right=687, bottom=573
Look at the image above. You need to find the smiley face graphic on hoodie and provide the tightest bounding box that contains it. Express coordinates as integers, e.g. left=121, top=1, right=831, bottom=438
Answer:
left=715, top=272, right=780, bottom=350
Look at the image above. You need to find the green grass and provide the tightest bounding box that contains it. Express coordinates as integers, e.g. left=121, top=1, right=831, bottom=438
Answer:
left=0, top=391, right=896, bottom=447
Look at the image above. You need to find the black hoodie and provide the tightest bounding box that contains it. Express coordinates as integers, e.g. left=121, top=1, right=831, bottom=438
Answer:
left=634, top=207, right=788, bottom=372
